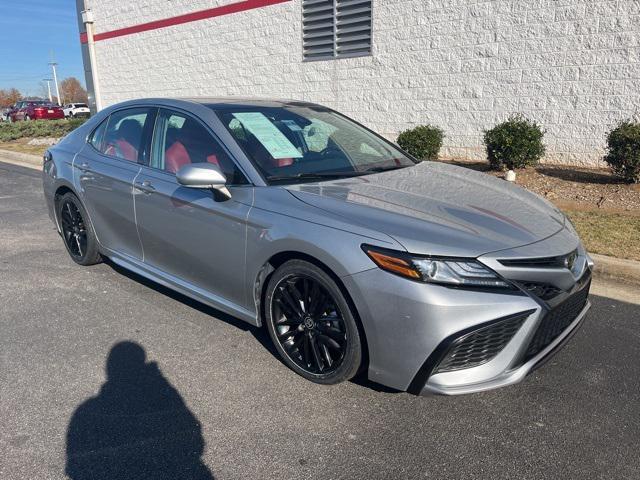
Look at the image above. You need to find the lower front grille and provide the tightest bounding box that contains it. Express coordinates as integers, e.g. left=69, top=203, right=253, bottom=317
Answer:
left=434, top=313, right=529, bottom=373
left=523, top=281, right=590, bottom=362
left=520, top=281, right=563, bottom=301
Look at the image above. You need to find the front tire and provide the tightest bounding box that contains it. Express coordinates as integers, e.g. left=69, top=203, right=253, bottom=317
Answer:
left=264, top=260, right=362, bottom=384
left=56, top=192, right=102, bottom=266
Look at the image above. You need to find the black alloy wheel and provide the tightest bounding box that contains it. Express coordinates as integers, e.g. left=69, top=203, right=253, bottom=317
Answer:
left=60, top=199, right=87, bottom=259
left=265, top=260, right=362, bottom=384
left=57, top=192, right=102, bottom=266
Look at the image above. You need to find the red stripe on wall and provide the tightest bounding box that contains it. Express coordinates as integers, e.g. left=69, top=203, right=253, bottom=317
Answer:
left=80, top=0, right=291, bottom=44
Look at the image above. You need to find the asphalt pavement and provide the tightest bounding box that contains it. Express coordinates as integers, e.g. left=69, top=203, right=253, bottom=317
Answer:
left=1, top=160, right=638, bottom=480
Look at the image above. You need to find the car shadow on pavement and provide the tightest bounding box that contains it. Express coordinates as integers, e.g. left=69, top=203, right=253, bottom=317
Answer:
left=65, top=341, right=214, bottom=480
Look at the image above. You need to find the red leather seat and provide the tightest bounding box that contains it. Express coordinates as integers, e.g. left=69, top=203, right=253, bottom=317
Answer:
left=104, top=139, right=137, bottom=162
left=165, top=141, right=190, bottom=173
left=165, top=141, right=221, bottom=174
left=274, top=158, right=293, bottom=167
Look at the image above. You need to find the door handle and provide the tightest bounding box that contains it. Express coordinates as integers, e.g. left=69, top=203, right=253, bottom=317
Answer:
left=135, top=180, right=156, bottom=194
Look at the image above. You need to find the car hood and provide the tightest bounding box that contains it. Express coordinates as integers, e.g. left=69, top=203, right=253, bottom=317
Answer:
left=286, top=161, right=566, bottom=257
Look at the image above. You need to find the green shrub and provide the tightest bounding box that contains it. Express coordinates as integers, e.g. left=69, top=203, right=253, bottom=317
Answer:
left=0, top=118, right=87, bottom=142
left=396, top=125, right=444, bottom=161
left=604, top=121, right=640, bottom=183
left=483, top=115, right=545, bottom=170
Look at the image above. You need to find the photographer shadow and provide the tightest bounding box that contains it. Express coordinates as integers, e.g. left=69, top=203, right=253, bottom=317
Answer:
left=65, top=341, right=214, bottom=479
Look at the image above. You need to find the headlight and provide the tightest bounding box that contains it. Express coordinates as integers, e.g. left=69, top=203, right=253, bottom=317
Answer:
left=362, top=245, right=511, bottom=288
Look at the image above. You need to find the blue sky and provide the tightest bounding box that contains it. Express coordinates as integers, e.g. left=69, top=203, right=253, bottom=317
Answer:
left=0, top=0, right=85, bottom=96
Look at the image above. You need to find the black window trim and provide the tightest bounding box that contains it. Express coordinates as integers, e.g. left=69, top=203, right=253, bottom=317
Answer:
left=145, top=105, right=252, bottom=187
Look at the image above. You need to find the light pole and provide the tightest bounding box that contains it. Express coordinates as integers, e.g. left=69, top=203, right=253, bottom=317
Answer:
left=49, top=62, right=62, bottom=106
left=43, top=78, right=53, bottom=103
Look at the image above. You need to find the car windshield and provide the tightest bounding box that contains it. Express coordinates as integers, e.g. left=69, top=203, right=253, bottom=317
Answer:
left=215, top=105, right=415, bottom=184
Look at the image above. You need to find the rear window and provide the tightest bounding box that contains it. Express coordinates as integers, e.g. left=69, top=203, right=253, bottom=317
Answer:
left=89, top=118, right=108, bottom=151
left=101, top=108, right=153, bottom=162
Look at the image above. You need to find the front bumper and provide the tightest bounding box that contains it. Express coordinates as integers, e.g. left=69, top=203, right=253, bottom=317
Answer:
left=421, top=296, right=590, bottom=395
left=342, top=228, right=592, bottom=395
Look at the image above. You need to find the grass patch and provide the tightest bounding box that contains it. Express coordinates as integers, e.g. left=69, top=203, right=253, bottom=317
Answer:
left=0, top=140, right=48, bottom=157
left=0, top=118, right=86, bottom=141
left=565, top=209, right=640, bottom=261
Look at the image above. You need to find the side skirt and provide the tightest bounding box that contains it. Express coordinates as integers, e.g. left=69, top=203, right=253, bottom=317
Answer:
left=107, top=250, right=259, bottom=326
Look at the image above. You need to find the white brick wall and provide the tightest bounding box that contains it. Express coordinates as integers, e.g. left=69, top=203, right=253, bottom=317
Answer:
left=84, top=0, right=640, bottom=167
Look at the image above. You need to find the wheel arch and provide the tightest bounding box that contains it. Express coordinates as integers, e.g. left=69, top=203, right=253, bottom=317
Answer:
left=52, top=183, right=100, bottom=251
left=52, top=182, right=79, bottom=232
left=255, top=250, right=370, bottom=374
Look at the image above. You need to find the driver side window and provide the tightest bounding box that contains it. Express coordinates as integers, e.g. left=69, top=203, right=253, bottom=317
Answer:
left=151, top=109, right=247, bottom=185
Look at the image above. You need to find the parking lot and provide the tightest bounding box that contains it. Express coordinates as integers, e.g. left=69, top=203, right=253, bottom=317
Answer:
left=1, top=160, right=639, bottom=480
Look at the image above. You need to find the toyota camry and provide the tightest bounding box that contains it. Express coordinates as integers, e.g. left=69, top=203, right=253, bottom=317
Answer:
left=43, top=98, right=593, bottom=395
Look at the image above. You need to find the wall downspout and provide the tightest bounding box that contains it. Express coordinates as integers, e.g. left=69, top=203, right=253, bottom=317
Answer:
left=74, top=0, right=100, bottom=113
left=82, top=9, right=102, bottom=111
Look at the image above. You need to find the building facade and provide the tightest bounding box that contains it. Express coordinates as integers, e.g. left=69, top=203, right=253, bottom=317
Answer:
left=76, top=0, right=640, bottom=166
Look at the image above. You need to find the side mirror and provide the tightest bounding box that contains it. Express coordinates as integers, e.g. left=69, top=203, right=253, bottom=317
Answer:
left=176, top=163, right=231, bottom=199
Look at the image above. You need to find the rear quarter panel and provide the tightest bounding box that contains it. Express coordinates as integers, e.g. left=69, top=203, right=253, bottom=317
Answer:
left=42, top=119, right=99, bottom=227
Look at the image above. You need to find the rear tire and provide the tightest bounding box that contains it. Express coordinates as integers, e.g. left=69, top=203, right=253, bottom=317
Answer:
left=24, top=115, right=31, bottom=121
left=56, top=192, right=102, bottom=266
left=264, top=260, right=362, bottom=385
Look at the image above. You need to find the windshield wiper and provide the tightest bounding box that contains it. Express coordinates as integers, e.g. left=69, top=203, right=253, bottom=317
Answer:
left=360, top=164, right=410, bottom=173
left=266, top=171, right=365, bottom=183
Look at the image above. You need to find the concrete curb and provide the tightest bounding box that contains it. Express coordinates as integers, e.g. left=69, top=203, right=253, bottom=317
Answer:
left=0, top=149, right=42, bottom=169
left=1, top=149, right=639, bottom=288
left=591, top=253, right=640, bottom=288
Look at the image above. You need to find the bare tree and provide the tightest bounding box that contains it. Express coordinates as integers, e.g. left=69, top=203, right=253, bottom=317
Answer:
left=59, top=77, right=88, bottom=104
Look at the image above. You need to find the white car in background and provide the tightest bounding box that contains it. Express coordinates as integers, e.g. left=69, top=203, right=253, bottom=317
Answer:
left=63, top=103, right=90, bottom=118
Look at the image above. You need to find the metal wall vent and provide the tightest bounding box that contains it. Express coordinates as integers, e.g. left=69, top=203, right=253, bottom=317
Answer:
left=303, top=0, right=372, bottom=61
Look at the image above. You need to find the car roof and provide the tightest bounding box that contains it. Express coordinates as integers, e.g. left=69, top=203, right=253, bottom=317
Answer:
left=179, top=97, right=325, bottom=111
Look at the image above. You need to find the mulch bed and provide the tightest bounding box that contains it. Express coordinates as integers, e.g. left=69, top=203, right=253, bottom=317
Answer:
left=444, top=160, right=640, bottom=214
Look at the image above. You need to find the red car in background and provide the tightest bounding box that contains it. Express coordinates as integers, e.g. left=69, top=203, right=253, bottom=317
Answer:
left=8, top=100, right=65, bottom=122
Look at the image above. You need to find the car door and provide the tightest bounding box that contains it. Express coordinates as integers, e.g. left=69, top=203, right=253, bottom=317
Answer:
left=74, top=107, right=156, bottom=260
left=134, top=107, right=253, bottom=309
left=14, top=102, right=25, bottom=121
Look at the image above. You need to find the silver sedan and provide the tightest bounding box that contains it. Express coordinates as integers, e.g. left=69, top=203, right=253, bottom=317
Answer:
left=42, top=98, right=592, bottom=395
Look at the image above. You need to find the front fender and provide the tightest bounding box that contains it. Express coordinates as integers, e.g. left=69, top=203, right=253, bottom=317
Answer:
left=244, top=203, right=404, bottom=324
